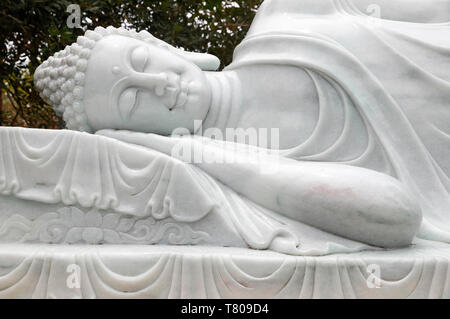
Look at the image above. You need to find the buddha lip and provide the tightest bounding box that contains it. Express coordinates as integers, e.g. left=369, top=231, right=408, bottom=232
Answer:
left=172, top=81, right=189, bottom=110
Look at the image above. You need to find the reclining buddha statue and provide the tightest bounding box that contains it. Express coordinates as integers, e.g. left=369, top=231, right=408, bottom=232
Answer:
left=1, top=0, right=449, bottom=256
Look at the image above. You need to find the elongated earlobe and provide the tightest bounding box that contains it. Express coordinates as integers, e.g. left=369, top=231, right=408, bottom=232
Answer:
left=176, top=50, right=221, bottom=71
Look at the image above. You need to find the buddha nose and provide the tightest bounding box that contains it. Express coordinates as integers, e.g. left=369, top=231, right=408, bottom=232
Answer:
left=147, top=72, right=180, bottom=98
left=153, top=73, right=170, bottom=97
left=133, top=72, right=170, bottom=96
left=130, top=71, right=181, bottom=104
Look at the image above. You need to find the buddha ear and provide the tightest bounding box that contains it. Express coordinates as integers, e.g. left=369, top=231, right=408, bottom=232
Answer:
left=174, top=50, right=221, bottom=71
left=153, top=35, right=220, bottom=71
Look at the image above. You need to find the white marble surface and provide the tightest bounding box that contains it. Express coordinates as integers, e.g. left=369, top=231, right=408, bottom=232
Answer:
left=227, top=0, right=450, bottom=244
left=2, top=0, right=448, bottom=299
left=1, top=239, right=450, bottom=299
left=32, top=0, right=450, bottom=250
left=0, top=127, right=376, bottom=255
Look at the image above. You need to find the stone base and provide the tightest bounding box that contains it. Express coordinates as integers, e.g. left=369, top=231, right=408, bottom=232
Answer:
left=1, top=240, right=450, bottom=299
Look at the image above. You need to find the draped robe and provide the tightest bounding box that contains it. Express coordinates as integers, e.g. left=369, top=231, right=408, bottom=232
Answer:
left=225, top=0, right=450, bottom=242
left=0, top=0, right=449, bottom=255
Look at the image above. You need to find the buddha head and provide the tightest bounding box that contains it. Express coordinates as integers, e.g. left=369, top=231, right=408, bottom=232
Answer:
left=34, top=26, right=220, bottom=134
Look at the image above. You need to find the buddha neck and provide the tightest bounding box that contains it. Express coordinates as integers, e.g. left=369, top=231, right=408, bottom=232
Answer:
left=200, top=71, right=242, bottom=133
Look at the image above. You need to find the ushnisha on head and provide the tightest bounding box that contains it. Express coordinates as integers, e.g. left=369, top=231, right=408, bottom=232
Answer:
left=34, top=26, right=220, bottom=133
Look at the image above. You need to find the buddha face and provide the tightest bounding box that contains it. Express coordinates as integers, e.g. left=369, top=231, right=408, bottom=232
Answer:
left=83, top=35, right=211, bottom=134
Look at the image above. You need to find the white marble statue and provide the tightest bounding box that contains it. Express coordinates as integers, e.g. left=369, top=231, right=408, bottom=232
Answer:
left=2, top=0, right=450, bottom=299
left=1, top=0, right=449, bottom=258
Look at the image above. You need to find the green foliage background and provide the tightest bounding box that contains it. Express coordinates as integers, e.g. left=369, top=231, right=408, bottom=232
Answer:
left=0, top=0, right=262, bottom=129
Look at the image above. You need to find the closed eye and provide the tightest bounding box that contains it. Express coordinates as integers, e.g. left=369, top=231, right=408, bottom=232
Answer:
left=130, top=46, right=149, bottom=72
left=118, top=87, right=138, bottom=119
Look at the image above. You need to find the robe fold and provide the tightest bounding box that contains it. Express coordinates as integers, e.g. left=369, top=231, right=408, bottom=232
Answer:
left=226, top=0, right=450, bottom=242
left=1, top=0, right=449, bottom=254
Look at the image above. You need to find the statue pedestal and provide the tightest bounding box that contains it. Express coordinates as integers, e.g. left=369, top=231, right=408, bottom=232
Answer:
left=1, top=240, right=449, bottom=299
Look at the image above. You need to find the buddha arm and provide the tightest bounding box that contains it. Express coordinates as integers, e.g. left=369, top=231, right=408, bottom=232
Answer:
left=96, top=130, right=422, bottom=248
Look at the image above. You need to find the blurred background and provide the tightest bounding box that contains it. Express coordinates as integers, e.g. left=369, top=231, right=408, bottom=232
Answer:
left=0, top=0, right=262, bottom=129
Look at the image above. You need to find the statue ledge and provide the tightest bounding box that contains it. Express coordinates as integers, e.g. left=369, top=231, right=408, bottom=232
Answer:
left=1, top=239, right=450, bottom=299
